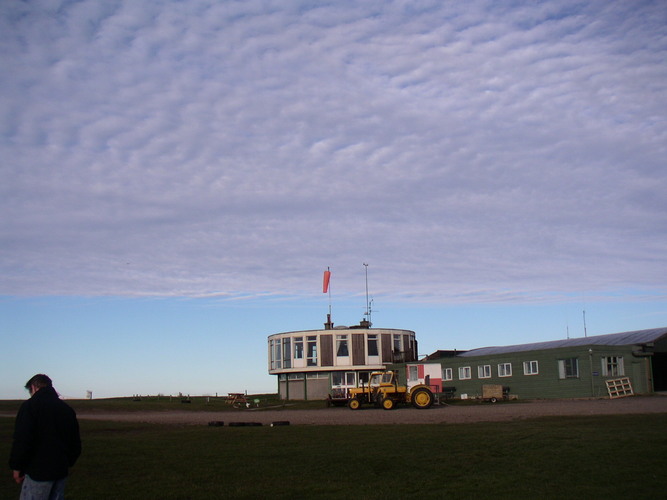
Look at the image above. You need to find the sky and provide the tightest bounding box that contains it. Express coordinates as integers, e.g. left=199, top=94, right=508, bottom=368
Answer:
left=1, top=0, right=666, bottom=400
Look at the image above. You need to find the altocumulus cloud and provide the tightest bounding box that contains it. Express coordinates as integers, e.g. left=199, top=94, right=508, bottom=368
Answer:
left=1, top=0, right=666, bottom=302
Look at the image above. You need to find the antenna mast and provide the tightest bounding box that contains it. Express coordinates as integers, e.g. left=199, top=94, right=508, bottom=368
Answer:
left=583, top=310, right=587, bottom=338
left=363, top=263, right=372, bottom=326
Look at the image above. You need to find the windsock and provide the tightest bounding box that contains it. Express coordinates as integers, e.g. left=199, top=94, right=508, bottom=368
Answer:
left=323, top=269, right=331, bottom=293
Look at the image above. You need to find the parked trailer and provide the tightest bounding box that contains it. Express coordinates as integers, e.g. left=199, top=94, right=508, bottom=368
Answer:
left=481, top=384, right=510, bottom=403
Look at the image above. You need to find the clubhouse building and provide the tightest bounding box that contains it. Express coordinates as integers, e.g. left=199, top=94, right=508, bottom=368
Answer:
left=268, top=323, right=667, bottom=400
left=267, top=319, right=417, bottom=401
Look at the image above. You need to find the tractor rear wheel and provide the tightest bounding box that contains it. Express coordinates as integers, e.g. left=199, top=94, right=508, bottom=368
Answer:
left=381, top=397, right=395, bottom=410
left=348, top=397, right=362, bottom=410
left=411, top=387, right=434, bottom=409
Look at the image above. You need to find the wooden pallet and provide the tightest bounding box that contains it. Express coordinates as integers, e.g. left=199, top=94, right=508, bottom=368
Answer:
left=606, top=377, right=634, bottom=399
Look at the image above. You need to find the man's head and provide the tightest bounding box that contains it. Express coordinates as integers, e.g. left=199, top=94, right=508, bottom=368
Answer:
left=25, top=374, right=53, bottom=395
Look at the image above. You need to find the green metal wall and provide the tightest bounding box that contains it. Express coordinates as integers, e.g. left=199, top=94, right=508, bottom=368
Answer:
left=417, top=345, right=652, bottom=399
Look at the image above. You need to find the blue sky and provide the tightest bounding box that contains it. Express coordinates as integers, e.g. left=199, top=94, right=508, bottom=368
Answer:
left=1, top=0, right=666, bottom=399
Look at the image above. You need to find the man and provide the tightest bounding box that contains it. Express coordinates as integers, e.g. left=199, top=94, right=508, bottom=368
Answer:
left=9, top=374, right=81, bottom=500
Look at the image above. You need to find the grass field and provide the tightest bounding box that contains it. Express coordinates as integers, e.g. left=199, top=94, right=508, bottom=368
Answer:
left=0, top=394, right=319, bottom=414
left=2, top=411, right=666, bottom=499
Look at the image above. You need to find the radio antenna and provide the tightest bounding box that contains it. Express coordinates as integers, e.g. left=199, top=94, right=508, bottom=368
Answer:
left=363, top=263, right=372, bottom=326
left=583, top=310, right=587, bottom=338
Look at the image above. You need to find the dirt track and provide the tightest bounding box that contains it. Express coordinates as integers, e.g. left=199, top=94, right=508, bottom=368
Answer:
left=70, top=396, right=667, bottom=426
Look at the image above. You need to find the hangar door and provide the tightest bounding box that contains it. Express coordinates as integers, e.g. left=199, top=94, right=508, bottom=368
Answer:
left=652, top=353, right=667, bottom=391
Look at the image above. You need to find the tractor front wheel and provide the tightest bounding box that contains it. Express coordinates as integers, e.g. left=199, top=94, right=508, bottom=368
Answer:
left=381, top=397, right=395, bottom=410
left=411, top=388, right=434, bottom=409
left=348, top=397, right=362, bottom=410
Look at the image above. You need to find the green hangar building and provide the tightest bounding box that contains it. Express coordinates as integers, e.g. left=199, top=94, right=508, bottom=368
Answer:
left=403, top=327, right=667, bottom=400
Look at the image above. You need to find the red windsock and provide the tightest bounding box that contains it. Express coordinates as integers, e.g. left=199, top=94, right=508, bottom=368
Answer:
left=323, top=270, right=331, bottom=293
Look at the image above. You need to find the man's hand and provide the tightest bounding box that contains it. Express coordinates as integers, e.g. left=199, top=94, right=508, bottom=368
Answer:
left=13, top=470, right=24, bottom=484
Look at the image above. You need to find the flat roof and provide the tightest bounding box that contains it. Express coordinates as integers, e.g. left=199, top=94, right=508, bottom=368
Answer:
left=269, top=326, right=415, bottom=338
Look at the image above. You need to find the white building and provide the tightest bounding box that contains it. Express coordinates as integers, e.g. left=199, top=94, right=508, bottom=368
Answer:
left=268, top=321, right=418, bottom=400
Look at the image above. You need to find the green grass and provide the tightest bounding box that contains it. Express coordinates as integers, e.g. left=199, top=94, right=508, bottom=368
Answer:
left=0, top=394, right=326, bottom=414
left=1, top=414, right=665, bottom=499
left=0, top=394, right=522, bottom=414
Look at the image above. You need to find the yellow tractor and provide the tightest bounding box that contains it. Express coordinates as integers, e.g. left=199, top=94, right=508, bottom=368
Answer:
left=347, top=370, right=434, bottom=410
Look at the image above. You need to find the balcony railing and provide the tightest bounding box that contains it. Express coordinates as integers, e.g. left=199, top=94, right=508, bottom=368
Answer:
left=392, top=350, right=416, bottom=363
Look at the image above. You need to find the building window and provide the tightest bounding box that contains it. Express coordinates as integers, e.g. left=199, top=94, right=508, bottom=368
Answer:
left=336, top=335, right=349, bottom=357
left=367, top=334, right=379, bottom=356
left=478, top=365, right=491, bottom=379
left=408, top=365, right=418, bottom=382
left=393, top=334, right=402, bottom=352
left=498, top=363, right=512, bottom=377
left=332, top=372, right=344, bottom=386
left=287, top=373, right=303, bottom=380
left=558, top=358, right=579, bottom=379
left=458, top=366, right=471, bottom=380
left=602, top=356, right=624, bottom=377
left=274, top=339, right=281, bottom=369
left=269, top=340, right=274, bottom=369
left=443, top=367, right=453, bottom=381
left=282, top=337, right=291, bottom=369
left=294, top=337, right=303, bottom=359
left=307, top=336, right=317, bottom=366
left=523, top=360, right=538, bottom=375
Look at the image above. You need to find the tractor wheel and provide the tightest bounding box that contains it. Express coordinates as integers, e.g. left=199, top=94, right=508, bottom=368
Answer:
left=381, top=397, right=395, bottom=410
left=348, top=398, right=362, bottom=410
left=411, top=388, right=434, bottom=409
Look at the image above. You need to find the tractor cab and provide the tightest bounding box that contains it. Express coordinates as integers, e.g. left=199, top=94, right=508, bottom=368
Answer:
left=369, top=371, right=395, bottom=387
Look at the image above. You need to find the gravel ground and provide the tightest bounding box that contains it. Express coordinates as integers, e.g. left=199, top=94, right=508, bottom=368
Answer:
left=68, top=395, right=667, bottom=426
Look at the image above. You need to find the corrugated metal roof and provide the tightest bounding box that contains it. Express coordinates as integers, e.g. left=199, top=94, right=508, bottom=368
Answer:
left=458, top=327, right=667, bottom=357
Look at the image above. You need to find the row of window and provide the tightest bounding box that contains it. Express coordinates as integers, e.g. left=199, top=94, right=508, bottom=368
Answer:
left=269, top=333, right=401, bottom=370
left=277, top=356, right=626, bottom=387
left=279, top=371, right=374, bottom=386
left=277, top=372, right=329, bottom=381
left=444, top=361, right=532, bottom=381
left=270, top=336, right=319, bottom=369
left=442, top=356, right=624, bottom=381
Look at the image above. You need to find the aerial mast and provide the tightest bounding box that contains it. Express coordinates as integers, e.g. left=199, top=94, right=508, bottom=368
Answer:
left=363, top=263, right=372, bottom=327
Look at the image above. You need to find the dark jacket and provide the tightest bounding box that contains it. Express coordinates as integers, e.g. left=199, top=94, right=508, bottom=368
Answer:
left=8, top=386, right=81, bottom=481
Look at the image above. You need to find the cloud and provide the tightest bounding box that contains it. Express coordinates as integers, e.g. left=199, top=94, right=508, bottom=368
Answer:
left=1, top=0, right=666, bottom=302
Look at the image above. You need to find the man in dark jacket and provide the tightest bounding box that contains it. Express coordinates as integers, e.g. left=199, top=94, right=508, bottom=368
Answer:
left=9, top=374, right=81, bottom=500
